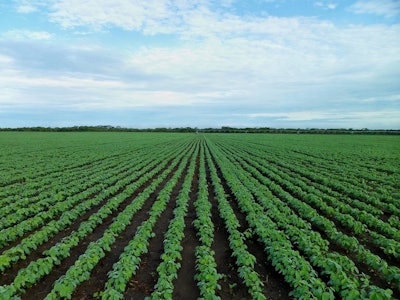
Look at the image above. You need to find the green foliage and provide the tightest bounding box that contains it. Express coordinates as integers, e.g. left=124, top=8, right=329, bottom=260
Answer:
left=0, top=132, right=398, bottom=299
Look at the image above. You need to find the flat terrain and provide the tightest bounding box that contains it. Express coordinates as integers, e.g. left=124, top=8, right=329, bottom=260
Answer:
left=0, top=132, right=399, bottom=299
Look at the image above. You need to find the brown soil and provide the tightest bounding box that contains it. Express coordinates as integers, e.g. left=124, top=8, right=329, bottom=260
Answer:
left=231, top=148, right=400, bottom=297
left=7, top=138, right=395, bottom=300
left=14, top=159, right=179, bottom=299
left=171, top=155, right=201, bottom=300
left=0, top=160, right=168, bottom=286
left=123, top=158, right=190, bottom=299
left=1, top=160, right=154, bottom=252
left=206, top=149, right=292, bottom=299
left=72, top=164, right=184, bottom=299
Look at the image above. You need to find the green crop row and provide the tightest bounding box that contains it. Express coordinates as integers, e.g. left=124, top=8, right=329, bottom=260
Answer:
left=215, top=142, right=394, bottom=299
left=0, top=139, right=194, bottom=299
left=0, top=141, right=185, bottom=272
left=99, top=141, right=197, bottom=300
left=193, top=143, right=222, bottom=300
left=223, top=140, right=400, bottom=254
left=44, top=141, right=196, bottom=300
left=149, top=142, right=199, bottom=299
left=205, top=144, right=269, bottom=300
left=206, top=139, right=336, bottom=299
left=0, top=150, right=136, bottom=226
left=1, top=133, right=398, bottom=300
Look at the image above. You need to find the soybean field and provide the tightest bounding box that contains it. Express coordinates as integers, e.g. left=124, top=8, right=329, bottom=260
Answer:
left=0, top=132, right=399, bottom=299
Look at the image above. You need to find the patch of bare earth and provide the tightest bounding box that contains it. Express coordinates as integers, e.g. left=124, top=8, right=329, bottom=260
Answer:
left=16, top=159, right=179, bottom=299
left=205, top=151, right=292, bottom=299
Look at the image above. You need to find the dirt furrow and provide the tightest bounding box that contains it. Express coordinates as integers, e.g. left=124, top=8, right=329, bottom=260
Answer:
left=206, top=142, right=292, bottom=299
left=204, top=155, right=249, bottom=299
left=123, top=157, right=192, bottom=299
left=71, top=161, right=184, bottom=299
left=171, top=154, right=201, bottom=299
left=236, top=152, right=400, bottom=294
left=0, top=160, right=168, bottom=286
left=18, top=159, right=180, bottom=300
left=1, top=156, right=147, bottom=251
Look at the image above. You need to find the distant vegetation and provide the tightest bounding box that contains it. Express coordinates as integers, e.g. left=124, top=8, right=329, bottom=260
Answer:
left=1, top=125, right=399, bottom=134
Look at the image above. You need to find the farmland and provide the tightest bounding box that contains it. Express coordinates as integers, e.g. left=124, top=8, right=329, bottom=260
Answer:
left=0, top=132, right=399, bottom=299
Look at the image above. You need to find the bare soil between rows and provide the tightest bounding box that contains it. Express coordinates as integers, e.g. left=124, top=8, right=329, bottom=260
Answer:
left=1, top=146, right=294, bottom=299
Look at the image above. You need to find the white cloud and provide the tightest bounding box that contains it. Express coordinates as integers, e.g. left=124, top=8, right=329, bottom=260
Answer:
left=349, top=0, right=400, bottom=18
left=48, top=0, right=176, bottom=31
left=16, top=4, right=37, bottom=13
left=232, top=109, right=400, bottom=129
left=2, top=30, right=53, bottom=40
left=315, top=2, right=338, bottom=10
left=130, top=20, right=400, bottom=93
left=15, top=0, right=47, bottom=13
left=2, top=17, right=399, bottom=119
left=328, top=3, right=337, bottom=9
left=4, top=0, right=400, bottom=128
left=361, top=94, right=400, bottom=103
left=0, top=54, right=14, bottom=64
left=242, top=110, right=400, bottom=121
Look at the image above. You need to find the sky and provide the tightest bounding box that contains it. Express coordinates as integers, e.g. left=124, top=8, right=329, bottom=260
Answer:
left=0, top=0, right=399, bottom=129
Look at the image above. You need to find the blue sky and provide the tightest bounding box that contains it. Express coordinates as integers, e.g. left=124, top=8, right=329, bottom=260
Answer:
left=0, top=0, right=399, bottom=129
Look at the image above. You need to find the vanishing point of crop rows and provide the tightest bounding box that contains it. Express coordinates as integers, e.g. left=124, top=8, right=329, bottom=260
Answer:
left=0, top=132, right=399, bottom=299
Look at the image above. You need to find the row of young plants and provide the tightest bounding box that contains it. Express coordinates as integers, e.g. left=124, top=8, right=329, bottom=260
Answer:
left=0, top=145, right=81, bottom=188
left=0, top=140, right=195, bottom=299
left=259, top=151, right=400, bottom=231
left=215, top=141, right=395, bottom=299
left=262, top=163, right=400, bottom=257
left=0, top=141, right=187, bottom=272
left=0, top=148, right=124, bottom=206
left=45, top=143, right=197, bottom=300
left=0, top=139, right=187, bottom=247
left=256, top=145, right=400, bottom=217
left=0, top=157, right=135, bottom=232
left=224, top=137, right=399, bottom=226
left=205, top=145, right=267, bottom=300
left=206, top=139, right=339, bottom=299
left=0, top=138, right=166, bottom=223
left=284, top=135, right=397, bottom=173
left=225, top=134, right=399, bottom=208
left=271, top=179, right=400, bottom=293
left=0, top=135, right=190, bottom=215
left=99, top=142, right=198, bottom=300
left=281, top=145, right=399, bottom=192
left=227, top=142, right=400, bottom=251
left=227, top=140, right=384, bottom=217
left=0, top=148, right=137, bottom=222
left=0, top=133, right=189, bottom=198
left=284, top=154, right=400, bottom=215
left=192, top=144, right=222, bottom=299
left=0, top=134, right=130, bottom=192
left=212, top=137, right=400, bottom=295
left=215, top=136, right=399, bottom=218
left=149, top=143, right=199, bottom=299
left=256, top=168, right=400, bottom=291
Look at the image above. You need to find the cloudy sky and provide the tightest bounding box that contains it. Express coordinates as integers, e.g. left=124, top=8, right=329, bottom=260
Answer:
left=1, top=0, right=399, bottom=129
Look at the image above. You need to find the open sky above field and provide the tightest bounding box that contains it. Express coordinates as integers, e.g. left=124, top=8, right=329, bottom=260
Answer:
left=1, top=0, right=399, bottom=129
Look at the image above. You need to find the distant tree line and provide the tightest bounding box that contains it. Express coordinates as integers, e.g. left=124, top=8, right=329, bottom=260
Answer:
left=0, top=125, right=399, bottom=135
left=0, top=126, right=196, bottom=133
